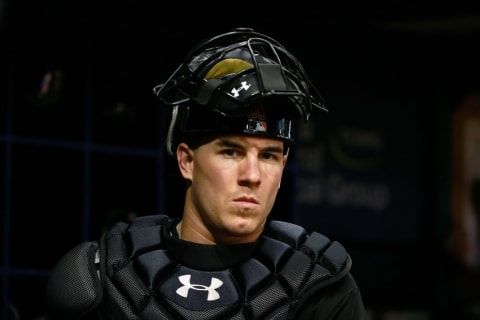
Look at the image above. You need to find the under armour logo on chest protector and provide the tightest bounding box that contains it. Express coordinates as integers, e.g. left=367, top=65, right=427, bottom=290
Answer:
left=160, top=266, right=240, bottom=311
left=176, top=274, right=223, bottom=301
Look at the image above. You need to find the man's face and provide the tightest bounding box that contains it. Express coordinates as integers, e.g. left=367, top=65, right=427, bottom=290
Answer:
left=177, top=134, right=287, bottom=244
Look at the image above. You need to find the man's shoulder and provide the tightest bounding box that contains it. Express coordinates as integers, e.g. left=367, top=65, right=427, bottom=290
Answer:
left=262, top=220, right=355, bottom=313
left=263, top=220, right=351, bottom=277
left=45, top=241, right=102, bottom=318
left=107, top=214, right=171, bottom=232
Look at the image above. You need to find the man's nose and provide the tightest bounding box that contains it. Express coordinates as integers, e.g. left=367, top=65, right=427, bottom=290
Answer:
left=239, top=155, right=261, bottom=185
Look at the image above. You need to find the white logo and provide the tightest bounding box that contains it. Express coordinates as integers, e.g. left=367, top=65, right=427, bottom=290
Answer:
left=230, top=81, right=251, bottom=97
left=176, top=274, right=223, bottom=301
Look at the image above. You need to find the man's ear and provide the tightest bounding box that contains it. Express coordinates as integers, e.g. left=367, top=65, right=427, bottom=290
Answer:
left=177, top=142, right=193, bottom=180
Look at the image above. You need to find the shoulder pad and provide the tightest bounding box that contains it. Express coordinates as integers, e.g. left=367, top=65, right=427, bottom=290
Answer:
left=302, top=231, right=351, bottom=275
left=45, top=241, right=102, bottom=318
left=264, top=220, right=308, bottom=247
left=265, top=220, right=351, bottom=276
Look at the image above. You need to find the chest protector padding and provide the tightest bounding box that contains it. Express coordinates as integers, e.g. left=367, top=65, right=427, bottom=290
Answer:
left=98, top=215, right=350, bottom=320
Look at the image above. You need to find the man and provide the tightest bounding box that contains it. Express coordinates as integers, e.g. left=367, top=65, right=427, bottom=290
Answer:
left=45, top=27, right=366, bottom=319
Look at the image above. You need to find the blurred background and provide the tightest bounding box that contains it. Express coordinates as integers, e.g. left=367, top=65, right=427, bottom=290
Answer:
left=2, top=1, right=480, bottom=319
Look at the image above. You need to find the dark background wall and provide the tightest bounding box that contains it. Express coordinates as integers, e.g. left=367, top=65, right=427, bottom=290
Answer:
left=2, top=1, right=480, bottom=319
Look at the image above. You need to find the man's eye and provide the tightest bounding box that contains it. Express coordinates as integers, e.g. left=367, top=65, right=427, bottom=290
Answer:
left=262, top=153, right=275, bottom=160
left=223, top=149, right=236, bottom=156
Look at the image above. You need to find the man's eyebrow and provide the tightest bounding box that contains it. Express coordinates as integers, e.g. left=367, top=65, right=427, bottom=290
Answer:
left=216, top=138, right=242, bottom=149
left=262, top=145, right=284, bottom=154
left=216, top=137, right=284, bottom=153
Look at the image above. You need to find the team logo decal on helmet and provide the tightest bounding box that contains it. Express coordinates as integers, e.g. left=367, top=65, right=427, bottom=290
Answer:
left=246, top=105, right=267, bottom=133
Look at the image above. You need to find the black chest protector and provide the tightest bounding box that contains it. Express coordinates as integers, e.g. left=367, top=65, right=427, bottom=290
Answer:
left=46, top=215, right=351, bottom=320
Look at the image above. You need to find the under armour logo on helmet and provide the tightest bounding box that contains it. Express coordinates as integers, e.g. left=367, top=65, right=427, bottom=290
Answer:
left=230, top=81, right=251, bottom=97
left=176, top=274, right=223, bottom=301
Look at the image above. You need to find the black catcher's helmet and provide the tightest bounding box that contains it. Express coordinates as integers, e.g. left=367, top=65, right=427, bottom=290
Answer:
left=153, top=27, right=327, bottom=155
